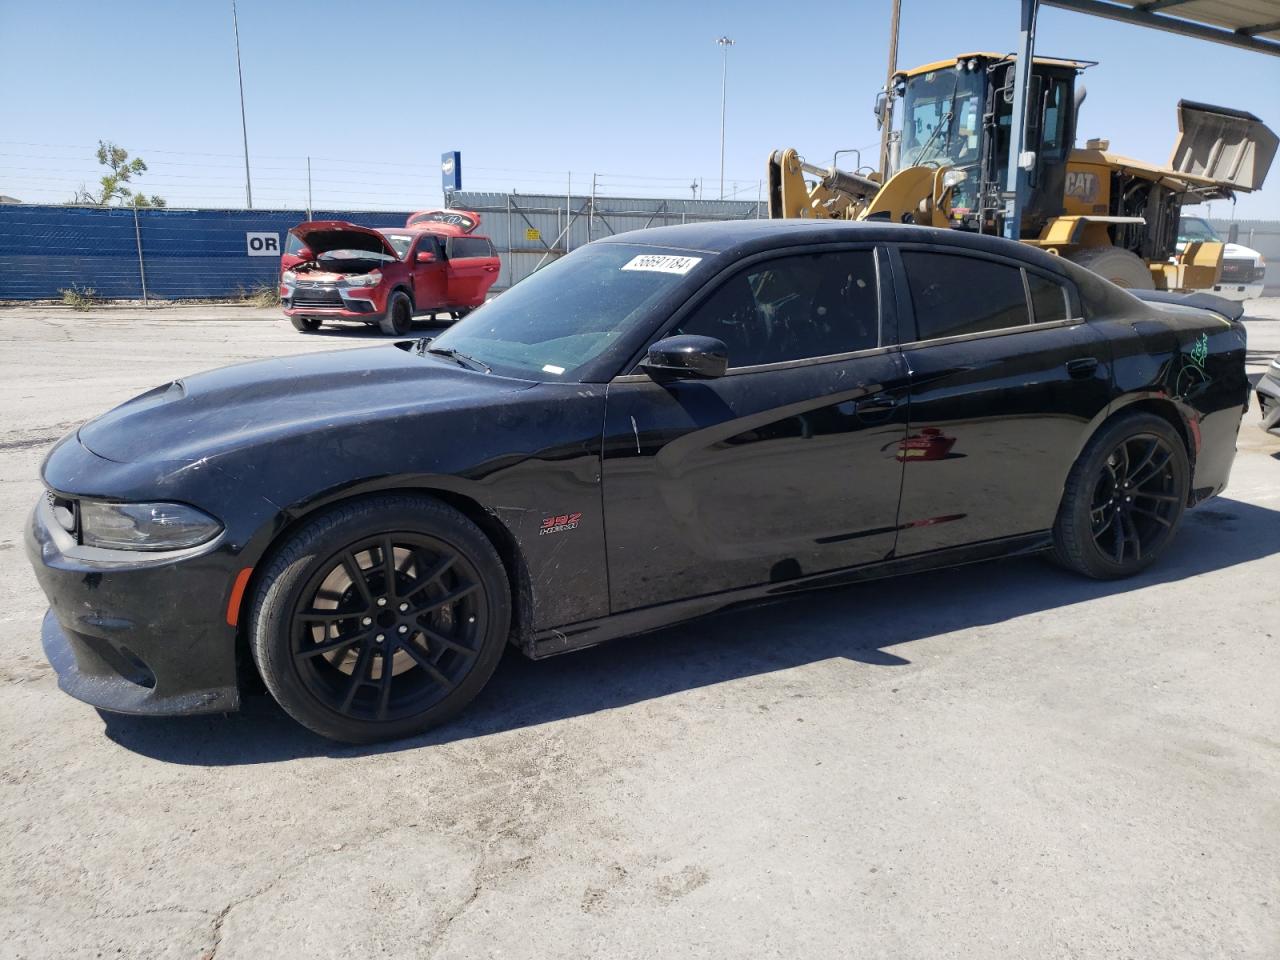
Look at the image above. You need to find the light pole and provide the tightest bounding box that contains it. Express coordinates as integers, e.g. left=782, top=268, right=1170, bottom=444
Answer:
left=717, top=36, right=734, bottom=200
left=231, top=0, right=253, bottom=209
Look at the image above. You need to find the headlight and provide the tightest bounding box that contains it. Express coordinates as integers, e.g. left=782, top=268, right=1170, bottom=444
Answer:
left=340, top=271, right=382, bottom=288
left=79, top=500, right=223, bottom=551
left=281, top=270, right=296, bottom=282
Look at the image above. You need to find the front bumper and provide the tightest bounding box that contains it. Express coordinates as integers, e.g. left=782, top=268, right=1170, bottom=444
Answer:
left=26, top=495, right=242, bottom=716
left=1209, top=281, right=1265, bottom=302
left=281, top=280, right=384, bottom=320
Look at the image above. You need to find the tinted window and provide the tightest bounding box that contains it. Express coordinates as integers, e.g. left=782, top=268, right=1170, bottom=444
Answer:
left=901, top=252, right=1029, bottom=340
left=675, top=250, right=879, bottom=368
left=449, top=236, right=493, bottom=259
left=1027, top=272, right=1070, bottom=322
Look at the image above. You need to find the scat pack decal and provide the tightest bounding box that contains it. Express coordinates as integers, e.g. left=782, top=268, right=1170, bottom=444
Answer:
left=539, top=512, right=582, bottom=536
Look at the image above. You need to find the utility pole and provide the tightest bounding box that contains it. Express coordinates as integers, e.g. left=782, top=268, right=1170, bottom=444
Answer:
left=878, top=0, right=902, bottom=179
left=1003, top=0, right=1039, bottom=240
left=717, top=36, right=735, bottom=200
left=306, top=157, right=313, bottom=219
left=231, top=0, right=253, bottom=208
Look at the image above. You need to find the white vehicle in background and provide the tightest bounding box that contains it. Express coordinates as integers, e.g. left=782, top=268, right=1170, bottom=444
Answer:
left=1177, top=216, right=1267, bottom=301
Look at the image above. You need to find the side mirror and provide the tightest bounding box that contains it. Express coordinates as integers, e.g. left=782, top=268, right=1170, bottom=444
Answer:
left=1227, top=223, right=1239, bottom=244
left=873, top=90, right=888, bottom=130
left=641, top=335, right=728, bottom=381
left=297, top=246, right=313, bottom=260
left=416, top=250, right=437, bottom=263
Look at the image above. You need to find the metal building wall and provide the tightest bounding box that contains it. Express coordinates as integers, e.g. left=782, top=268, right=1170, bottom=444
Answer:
left=448, top=192, right=764, bottom=289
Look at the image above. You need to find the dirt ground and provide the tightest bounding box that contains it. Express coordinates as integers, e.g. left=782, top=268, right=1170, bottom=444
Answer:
left=1, top=301, right=1277, bottom=959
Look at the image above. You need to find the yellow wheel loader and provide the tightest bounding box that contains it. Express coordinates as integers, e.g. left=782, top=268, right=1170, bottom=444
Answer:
left=767, top=53, right=1277, bottom=290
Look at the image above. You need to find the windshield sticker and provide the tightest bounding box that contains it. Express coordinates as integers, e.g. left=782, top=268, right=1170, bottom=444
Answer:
left=541, top=364, right=565, bottom=375
left=621, top=254, right=702, bottom=275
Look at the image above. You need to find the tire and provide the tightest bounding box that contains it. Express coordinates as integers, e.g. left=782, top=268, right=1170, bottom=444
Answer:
left=1052, top=412, right=1189, bottom=579
left=450, top=308, right=472, bottom=321
left=379, top=291, right=413, bottom=336
left=248, top=494, right=511, bottom=743
left=291, top=315, right=322, bottom=332
left=1066, top=246, right=1155, bottom=290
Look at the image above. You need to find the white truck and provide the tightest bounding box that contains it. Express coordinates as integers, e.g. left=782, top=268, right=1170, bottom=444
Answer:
left=1177, top=216, right=1267, bottom=301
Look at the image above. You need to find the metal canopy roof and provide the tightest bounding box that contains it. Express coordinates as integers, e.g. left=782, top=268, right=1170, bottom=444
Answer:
left=1043, top=0, right=1280, bottom=55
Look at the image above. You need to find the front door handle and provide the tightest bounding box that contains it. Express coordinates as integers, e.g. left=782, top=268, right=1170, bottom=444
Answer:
left=1066, top=357, right=1099, bottom=379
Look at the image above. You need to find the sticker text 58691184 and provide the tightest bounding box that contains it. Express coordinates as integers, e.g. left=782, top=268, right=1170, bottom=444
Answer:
left=620, top=254, right=702, bottom=275
left=539, top=512, right=582, bottom=536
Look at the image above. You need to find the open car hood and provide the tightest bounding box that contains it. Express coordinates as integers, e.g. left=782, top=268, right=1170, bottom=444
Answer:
left=405, top=209, right=482, bottom=235
left=1169, top=100, right=1278, bottom=193
left=288, top=221, right=399, bottom=258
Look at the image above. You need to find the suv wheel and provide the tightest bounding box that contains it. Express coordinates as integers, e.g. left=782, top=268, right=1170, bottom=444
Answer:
left=291, top=315, right=322, bottom=333
left=379, top=292, right=413, bottom=336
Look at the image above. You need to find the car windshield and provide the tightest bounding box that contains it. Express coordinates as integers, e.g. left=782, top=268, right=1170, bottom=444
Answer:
left=1177, top=217, right=1220, bottom=244
left=381, top=233, right=414, bottom=258
left=896, top=67, right=984, bottom=171
left=426, top=243, right=706, bottom=380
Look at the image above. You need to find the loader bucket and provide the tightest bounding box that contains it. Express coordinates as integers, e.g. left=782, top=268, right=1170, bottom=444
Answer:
left=1169, top=100, right=1278, bottom=193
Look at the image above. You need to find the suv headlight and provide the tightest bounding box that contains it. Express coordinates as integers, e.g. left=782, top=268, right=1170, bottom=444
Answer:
left=79, top=500, right=223, bottom=551
left=340, top=271, right=382, bottom=288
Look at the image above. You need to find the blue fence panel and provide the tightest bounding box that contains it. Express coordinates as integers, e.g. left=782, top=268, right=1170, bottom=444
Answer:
left=0, top=205, right=413, bottom=300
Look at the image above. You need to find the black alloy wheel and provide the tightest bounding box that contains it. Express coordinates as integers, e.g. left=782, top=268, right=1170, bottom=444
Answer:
left=292, top=534, right=485, bottom=723
left=291, top=315, right=322, bottom=332
left=1053, top=412, right=1189, bottom=579
left=250, top=496, right=510, bottom=742
left=1088, top=434, right=1181, bottom=565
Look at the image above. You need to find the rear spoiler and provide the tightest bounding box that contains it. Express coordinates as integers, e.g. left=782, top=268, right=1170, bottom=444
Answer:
left=1130, top=289, right=1245, bottom=322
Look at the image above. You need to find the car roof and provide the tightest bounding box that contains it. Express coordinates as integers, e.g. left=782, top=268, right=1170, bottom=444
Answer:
left=599, top=219, right=1071, bottom=275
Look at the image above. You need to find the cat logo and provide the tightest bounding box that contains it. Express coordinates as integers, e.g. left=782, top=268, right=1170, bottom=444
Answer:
left=1065, top=171, right=1100, bottom=203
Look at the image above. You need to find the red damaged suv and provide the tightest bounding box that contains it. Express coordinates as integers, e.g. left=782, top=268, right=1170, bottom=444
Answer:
left=279, top=210, right=500, bottom=335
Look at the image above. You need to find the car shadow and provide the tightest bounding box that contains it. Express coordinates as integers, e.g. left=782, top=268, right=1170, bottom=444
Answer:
left=101, top=496, right=1277, bottom=765
left=306, top=319, right=453, bottom=340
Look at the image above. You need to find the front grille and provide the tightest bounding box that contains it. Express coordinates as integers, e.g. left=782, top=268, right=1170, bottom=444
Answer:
left=291, top=282, right=343, bottom=308
left=1219, top=258, right=1253, bottom=281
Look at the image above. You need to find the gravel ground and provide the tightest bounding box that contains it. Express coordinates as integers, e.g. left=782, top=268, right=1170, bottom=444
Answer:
left=1, top=301, right=1277, bottom=960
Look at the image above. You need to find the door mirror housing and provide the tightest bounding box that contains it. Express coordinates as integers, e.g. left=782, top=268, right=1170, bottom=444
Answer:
left=297, top=246, right=313, bottom=261
left=416, top=250, right=437, bottom=264
left=641, top=335, right=728, bottom=381
left=1227, top=222, right=1240, bottom=244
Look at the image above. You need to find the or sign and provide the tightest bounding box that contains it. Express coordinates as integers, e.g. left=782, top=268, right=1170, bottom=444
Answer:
left=246, top=232, right=279, bottom=257
left=525, top=227, right=541, bottom=242
left=441, top=150, right=462, bottom=193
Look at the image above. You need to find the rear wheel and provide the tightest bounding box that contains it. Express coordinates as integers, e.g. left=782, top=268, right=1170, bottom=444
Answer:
left=379, top=292, right=413, bottom=336
left=450, top=308, right=473, bottom=322
left=291, top=315, right=322, bottom=333
left=1052, top=413, right=1189, bottom=579
left=249, top=495, right=511, bottom=743
left=1066, top=246, right=1155, bottom=290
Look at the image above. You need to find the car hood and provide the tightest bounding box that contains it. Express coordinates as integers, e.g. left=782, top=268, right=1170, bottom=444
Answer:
left=289, top=221, right=399, bottom=258
left=78, top=344, right=536, bottom=465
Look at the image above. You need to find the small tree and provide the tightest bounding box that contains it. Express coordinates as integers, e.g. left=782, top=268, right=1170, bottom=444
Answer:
left=73, top=140, right=166, bottom=208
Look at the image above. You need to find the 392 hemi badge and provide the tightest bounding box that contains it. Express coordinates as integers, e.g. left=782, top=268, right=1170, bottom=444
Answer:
left=540, top=512, right=582, bottom=535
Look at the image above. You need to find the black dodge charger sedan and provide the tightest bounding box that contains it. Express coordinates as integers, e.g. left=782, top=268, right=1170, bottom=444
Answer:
left=27, top=221, right=1249, bottom=742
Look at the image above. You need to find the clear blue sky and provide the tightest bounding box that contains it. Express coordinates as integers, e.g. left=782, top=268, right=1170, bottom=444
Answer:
left=3, top=0, right=1278, bottom=217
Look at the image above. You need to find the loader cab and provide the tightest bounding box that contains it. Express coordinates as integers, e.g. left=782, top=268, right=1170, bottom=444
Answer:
left=889, top=54, right=1085, bottom=235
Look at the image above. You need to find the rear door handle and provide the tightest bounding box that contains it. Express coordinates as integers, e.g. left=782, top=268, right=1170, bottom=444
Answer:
left=1066, top=357, right=1099, bottom=379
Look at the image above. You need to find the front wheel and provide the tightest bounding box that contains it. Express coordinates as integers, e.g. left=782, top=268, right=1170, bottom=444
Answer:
left=379, top=292, right=413, bottom=336
left=1052, top=413, right=1189, bottom=579
left=290, top=315, right=322, bottom=332
left=249, top=495, right=511, bottom=743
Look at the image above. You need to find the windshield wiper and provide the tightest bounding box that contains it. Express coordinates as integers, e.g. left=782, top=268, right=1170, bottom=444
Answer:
left=426, top=345, right=491, bottom=374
